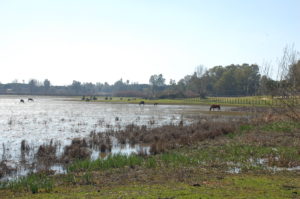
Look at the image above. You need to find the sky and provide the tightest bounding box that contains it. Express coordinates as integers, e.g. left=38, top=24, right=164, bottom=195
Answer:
left=0, top=0, right=299, bottom=86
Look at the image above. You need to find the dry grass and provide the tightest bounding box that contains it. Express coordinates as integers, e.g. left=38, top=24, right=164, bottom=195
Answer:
left=35, top=141, right=58, bottom=169
left=20, top=140, right=30, bottom=153
left=88, top=131, right=112, bottom=152
left=108, top=118, right=240, bottom=155
left=61, top=139, right=91, bottom=164
left=0, top=160, right=17, bottom=178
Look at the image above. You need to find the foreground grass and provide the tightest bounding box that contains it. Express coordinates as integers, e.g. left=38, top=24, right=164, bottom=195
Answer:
left=1, top=120, right=300, bottom=198
left=1, top=174, right=300, bottom=199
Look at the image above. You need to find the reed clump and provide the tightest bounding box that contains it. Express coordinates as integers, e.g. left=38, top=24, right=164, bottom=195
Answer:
left=112, top=119, right=239, bottom=155
left=20, top=140, right=30, bottom=153
left=61, top=139, right=91, bottom=163
left=36, top=141, right=57, bottom=167
left=0, top=160, right=17, bottom=178
left=88, top=131, right=112, bottom=152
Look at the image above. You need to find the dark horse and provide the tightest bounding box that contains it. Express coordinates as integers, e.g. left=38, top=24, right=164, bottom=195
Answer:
left=210, top=104, right=221, bottom=111
left=20, top=99, right=25, bottom=103
left=139, top=101, right=145, bottom=105
left=154, top=103, right=158, bottom=106
left=28, top=98, right=34, bottom=102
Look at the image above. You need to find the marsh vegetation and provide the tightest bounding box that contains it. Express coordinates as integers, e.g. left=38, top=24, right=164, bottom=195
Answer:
left=0, top=95, right=299, bottom=198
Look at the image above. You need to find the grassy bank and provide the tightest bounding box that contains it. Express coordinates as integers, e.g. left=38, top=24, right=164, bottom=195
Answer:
left=1, top=119, right=300, bottom=198
left=78, top=96, right=300, bottom=107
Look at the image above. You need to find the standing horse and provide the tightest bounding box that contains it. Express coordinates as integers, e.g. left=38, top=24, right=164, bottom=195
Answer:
left=210, top=104, right=221, bottom=111
left=139, top=101, right=145, bottom=105
left=154, top=103, right=158, bottom=106
left=20, top=99, right=25, bottom=103
left=28, top=98, right=34, bottom=102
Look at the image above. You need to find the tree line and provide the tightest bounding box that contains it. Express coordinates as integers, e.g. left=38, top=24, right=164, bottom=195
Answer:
left=1, top=61, right=299, bottom=98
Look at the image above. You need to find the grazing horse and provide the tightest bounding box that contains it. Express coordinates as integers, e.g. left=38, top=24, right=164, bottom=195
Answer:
left=154, top=103, right=158, bottom=106
left=20, top=99, right=25, bottom=103
left=210, top=104, right=221, bottom=111
left=28, top=98, right=34, bottom=102
left=139, top=101, right=145, bottom=105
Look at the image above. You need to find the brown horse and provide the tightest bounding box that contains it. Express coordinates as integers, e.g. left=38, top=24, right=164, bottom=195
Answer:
left=210, top=104, right=221, bottom=111
left=139, top=101, right=145, bottom=105
left=20, top=99, right=25, bottom=103
left=154, top=103, right=158, bottom=106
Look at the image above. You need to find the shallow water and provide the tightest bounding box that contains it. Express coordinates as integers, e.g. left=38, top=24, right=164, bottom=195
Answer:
left=0, top=95, right=236, bottom=179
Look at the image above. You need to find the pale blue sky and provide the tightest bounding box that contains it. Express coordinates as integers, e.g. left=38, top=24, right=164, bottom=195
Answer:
left=0, top=0, right=299, bottom=85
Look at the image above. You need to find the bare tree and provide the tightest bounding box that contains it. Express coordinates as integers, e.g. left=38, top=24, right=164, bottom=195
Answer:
left=273, top=44, right=300, bottom=121
left=195, top=65, right=206, bottom=78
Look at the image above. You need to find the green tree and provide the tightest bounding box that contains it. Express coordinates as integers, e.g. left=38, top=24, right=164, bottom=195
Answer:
left=288, top=60, right=300, bottom=90
left=28, top=79, right=38, bottom=94
left=149, top=74, right=166, bottom=97
left=43, top=79, right=51, bottom=94
left=71, top=80, right=82, bottom=94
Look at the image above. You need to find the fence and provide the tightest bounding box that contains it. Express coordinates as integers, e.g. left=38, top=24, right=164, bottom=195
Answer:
left=184, top=96, right=300, bottom=106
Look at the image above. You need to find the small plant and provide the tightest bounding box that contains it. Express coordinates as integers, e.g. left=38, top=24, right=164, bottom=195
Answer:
left=61, top=138, right=91, bottom=163
left=67, top=154, right=143, bottom=172
left=239, top=124, right=254, bottom=132
left=64, top=173, right=77, bottom=185
left=82, top=171, right=94, bottom=185
left=226, top=132, right=236, bottom=139
left=150, top=142, right=166, bottom=155
left=20, top=140, right=30, bottom=153
left=7, top=173, right=53, bottom=193
left=145, top=157, right=157, bottom=168
left=7, top=117, right=14, bottom=125
left=35, top=141, right=58, bottom=169
left=148, top=119, right=155, bottom=125
left=0, top=160, right=17, bottom=178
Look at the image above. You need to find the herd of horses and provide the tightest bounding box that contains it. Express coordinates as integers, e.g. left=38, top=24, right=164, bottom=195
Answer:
left=20, top=98, right=34, bottom=103
left=19, top=98, right=221, bottom=111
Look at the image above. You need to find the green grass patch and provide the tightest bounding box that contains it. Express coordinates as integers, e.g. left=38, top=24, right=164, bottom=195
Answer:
left=159, top=152, right=196, bottom=167
left=260, top=121, right=300, bottom=132
left=67, top=154, right=143, bottom=172
left=239, top=124, right=254, bottom=132
left=74, top=95, right=300, bottom=108
left=0, top=173, right=53, bottom=194
left=76, top=96, right=286, bottom=106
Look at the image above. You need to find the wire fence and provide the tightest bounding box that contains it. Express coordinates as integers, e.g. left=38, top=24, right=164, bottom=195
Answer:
left=183, top=96, right=300, bottom=106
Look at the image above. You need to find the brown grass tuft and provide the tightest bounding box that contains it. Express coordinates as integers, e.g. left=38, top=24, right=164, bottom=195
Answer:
left=35, top=141, right=58, bottom=170
left=61, top=138, right=91, bottom=163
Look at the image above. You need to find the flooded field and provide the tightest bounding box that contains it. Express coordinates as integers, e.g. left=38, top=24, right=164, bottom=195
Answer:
left=0, top=95, right=239, bottom=179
